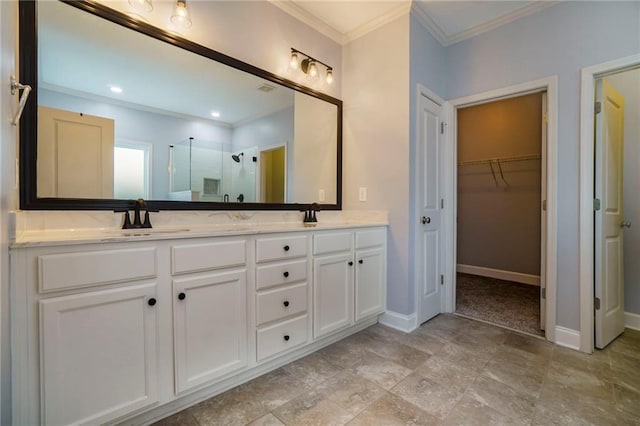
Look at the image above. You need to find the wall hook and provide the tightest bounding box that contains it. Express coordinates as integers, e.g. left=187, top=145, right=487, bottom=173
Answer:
left=10, top=75, right=32, bottom=126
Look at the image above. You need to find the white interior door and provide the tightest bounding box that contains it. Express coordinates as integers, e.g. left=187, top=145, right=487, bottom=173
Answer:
left=595, top=79, right=626, bottom=348
left=38, top=106, right=114, bottom=198
left=418, top=93, right=444, bottom=324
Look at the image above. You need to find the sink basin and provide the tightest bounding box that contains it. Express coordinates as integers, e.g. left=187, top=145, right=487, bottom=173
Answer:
left=103, top=228, right=191, bottom=237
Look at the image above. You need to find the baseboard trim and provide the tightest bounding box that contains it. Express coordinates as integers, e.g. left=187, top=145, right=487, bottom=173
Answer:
left=457, top=264, right=540, bottom=286
left=555, top=326, right=580, bottom=350
left=625, top=312, right=640, bottom=331
left=378, top=311, right=417, bottom=333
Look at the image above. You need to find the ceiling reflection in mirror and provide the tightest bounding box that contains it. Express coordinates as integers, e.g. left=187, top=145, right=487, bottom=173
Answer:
left=31, top=0, right=339, bottom=207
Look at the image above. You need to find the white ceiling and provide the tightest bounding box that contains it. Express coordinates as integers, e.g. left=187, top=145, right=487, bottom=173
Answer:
left=284, top=0, right=557, bottom=45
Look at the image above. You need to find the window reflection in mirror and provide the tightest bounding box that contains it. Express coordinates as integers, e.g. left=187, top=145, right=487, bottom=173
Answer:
left=33, top=0, right=339, bottom=206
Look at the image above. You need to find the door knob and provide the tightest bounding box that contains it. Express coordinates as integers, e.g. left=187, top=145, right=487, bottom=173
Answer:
left=421, top=216, right=431, bottom=224
left=621, top=221, right=632, bottom=228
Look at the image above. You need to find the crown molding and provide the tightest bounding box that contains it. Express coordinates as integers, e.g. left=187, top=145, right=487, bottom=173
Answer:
left=268, top=0, right=345, bottom=45
left=412, top=1, right=558, bottom=47
left=345, top=2, right=412, bottom=44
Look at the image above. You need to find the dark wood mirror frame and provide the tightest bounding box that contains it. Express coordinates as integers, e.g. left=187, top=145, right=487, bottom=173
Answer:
left=19, top=0, right=342, bottom=211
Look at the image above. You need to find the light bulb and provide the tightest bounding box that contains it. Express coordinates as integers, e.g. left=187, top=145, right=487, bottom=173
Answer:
left=290, top=52, right=299, bottom=70
left=326, top=69, right=333, bottom=85
left=309, top=61, right=318, bottom=77
left=128, top=0, right=152, bottom=12
left=171, top=0, right=192, bottom=29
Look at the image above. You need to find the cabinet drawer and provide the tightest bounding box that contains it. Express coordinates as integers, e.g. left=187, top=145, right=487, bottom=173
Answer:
left=313, top=232, right=353, bottom=255
left=172, top=240, right=245, bottom=275
left=256, top=235, right=307, bottom=263
left=39, top=247, right=157, bottom=293
left=355, top=228, right=386, bottom=249
left=256, top=282, right=307, bottom=326
left=256, top=259, right=307, bottom=290
left=256, top=315, right=307, bottom=361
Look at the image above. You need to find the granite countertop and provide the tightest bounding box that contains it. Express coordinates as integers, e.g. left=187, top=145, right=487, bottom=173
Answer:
left=11, top=219, right=388, bottom=248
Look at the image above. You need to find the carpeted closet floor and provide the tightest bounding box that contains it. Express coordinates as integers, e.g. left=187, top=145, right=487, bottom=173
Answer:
left=456, top=272, right=543, bottom=337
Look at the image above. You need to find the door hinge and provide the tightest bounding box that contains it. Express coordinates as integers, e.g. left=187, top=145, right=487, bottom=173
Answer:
left=543, top=113, right=548, bottom=124
left=440, top=198, right=444, bottom=209
left=595, top=297, right=601, bottom=310
left=542, top=200, right=547, bottom=211
left=595, top=101, right=602, bottom=114
left=541, top=287, right=546, bottom=299
left=440, top=122, right=445, bottom=134
left=440, top=274, right=444, bottom=285
left=593, top=198, right=601, bottom=211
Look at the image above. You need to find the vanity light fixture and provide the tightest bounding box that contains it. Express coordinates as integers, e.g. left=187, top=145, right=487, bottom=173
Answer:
left=171, top=0, right=192, bottom=29
left=211, top=111, right=220, bottom=118
left=110, top=85, right=123, bottom=94
left=128, top=0, right=153, bottom=13
left=290, top=48, right=334, bottom=85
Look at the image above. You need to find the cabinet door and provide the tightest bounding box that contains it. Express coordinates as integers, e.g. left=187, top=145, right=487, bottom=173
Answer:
left=313, top=253, right=353, bottom=338
left=355, top=247, right=386, bottom=321
left=173, top=270, right=247, bottom=394
left=40, top=283, right=158, bottom=426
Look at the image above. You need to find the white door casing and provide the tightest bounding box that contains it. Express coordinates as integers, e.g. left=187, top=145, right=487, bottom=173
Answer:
left=417, top=91, right=445, bottom=324
left=540, top=92, right=548, bottom=331
left=594, top=79, right=626, bottom=349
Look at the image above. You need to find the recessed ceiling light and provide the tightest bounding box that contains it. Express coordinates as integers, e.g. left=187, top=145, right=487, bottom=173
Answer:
left=211, top=111, right=220, bottom=118
left=110, top=86, right=123, bottom=94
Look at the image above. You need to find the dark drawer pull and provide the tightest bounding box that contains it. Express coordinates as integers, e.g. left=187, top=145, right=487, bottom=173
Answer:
left=178, top=292, right=186, bottom=300
left=283, top=245, right=290, bottom=252
left=348, top=261, right=353, bottom=266
left=358, top=259, right=364, bottom=264
left=283, top=334, right=290, bottom=341
left=283, top=271, right=289, bottom=278
left=283, top=300, right=290, bottom=307
left=148, top=298, right=157, bottom=306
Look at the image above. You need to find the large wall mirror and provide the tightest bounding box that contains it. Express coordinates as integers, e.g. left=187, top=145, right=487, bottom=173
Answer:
left=19, top=0, right=342, bottom=210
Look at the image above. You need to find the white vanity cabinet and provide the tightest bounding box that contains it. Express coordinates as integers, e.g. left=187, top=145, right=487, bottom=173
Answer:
left=171, top=239, right=248, bottom=394
left=10, top=224, right=386, bottom=425
left=313, top=228, right=386, bottom=338
left=11, top=244, right=161, bottom=426
left=255, top=234, right=310, bottom=361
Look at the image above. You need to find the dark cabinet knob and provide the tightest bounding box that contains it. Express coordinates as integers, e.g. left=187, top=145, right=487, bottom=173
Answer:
left=348, top=261, right=353, bottom=266
left=283, top=300, right=290, bottom=307
left=283, top=245, right=290, bottom=252
left=283, top=271, right=289, bottom=278
left=148, top=298, right=157, bottom=306
left=283, top=334, right=290, bottom=341
left=358, top=259, right=364, bottom=264
left=178, top=292, right=186, bottom=300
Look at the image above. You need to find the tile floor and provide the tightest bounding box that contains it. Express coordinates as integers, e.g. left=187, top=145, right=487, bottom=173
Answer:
left=155, top=315, right=640, bottom=425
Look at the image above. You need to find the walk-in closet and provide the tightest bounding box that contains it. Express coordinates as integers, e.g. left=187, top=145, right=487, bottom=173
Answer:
left=456, top=92, right=545, bottom=336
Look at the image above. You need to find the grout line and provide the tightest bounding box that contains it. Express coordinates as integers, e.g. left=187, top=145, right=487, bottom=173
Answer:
left=453, top=312, right=546, bottom=340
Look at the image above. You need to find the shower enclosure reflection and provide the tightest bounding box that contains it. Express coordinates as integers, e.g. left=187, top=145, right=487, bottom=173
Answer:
left=168, top=138, right=260, bottom=203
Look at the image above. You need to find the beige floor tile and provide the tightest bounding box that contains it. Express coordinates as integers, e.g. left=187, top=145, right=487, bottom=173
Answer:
left=465, top=375, right=536, bottom=425
left=413, top=314, right=470, bottom=341
left=271, top=389, right=354, bottom=426
left=434, top=341, right=494, bottom=367
left=318, top=338, right=368, bottom=369
left=152, top=410, right=199, bottom=426
left=545, top=363, right=615, bottom=403
left=347, top=393, right=440, bottom=426
left=282, top=352, right=344, bottom=387
left=536, top=380, right=618, bottom=425
left=390, top=373, right=464, bottom=419
left=316, top=370, right=387, bottom=415
left=400, top=330, right=448, bottom=355
left=552, top=345, right=611, bottom=377
left=615, top=383, right=640, bottom=418
left=531, top=403, right=611, bottom=426
left=482, top=358, right=545, bottom=398
left=414, top=354, right=481, bottom=393
left=441, top=395, right=517, bottom=426
left=362, top=337, right=432, bottom=370
left=246, top=413, right=285, bottom=426
left=190, top=369, right=304, bottom=426
left=348, top=350, right=413, bottom=390
left=503, top=332, right=554, bottom=359
left=608, top=336, right=640, bottom=360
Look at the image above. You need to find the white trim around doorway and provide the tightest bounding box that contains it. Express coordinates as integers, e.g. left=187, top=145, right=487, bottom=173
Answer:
left=443, top=76, right=558, bottom=343
left=578, top=54, right=640, bottom=353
